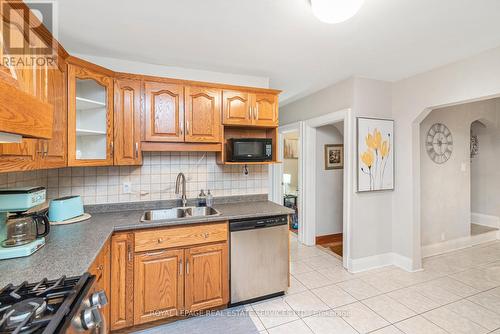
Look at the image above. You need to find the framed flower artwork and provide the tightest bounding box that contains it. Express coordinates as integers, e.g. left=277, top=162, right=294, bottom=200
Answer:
left=357, top=117, right=394, bottom=192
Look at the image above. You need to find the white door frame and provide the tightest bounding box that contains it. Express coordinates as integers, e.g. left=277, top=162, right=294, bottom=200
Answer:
left=271, top=109, right=353, bottom=269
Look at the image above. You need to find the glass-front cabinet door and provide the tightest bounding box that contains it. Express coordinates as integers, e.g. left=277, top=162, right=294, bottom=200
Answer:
left=67, top=63, right=114, bottom=166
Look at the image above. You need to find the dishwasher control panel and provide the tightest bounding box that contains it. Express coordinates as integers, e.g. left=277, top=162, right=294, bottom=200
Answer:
left=229, top=215, right=288, bottom=231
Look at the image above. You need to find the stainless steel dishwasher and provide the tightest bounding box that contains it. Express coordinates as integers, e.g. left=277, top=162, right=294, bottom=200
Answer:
left=230, top=215, right=289, bottom=306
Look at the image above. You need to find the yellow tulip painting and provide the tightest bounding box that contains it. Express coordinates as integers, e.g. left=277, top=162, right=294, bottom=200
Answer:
left=358, top=118, right=394, bottom=192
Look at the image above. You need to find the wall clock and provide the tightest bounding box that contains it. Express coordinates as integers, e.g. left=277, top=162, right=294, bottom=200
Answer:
left=426, top=123, right=453, bottom=164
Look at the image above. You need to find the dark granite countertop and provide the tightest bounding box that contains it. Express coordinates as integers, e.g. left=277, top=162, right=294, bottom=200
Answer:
left=0, top=196, right=293, bottom=286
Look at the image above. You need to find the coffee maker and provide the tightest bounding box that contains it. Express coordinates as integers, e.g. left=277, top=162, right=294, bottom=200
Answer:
left=0, top=187, right=49, bottom=260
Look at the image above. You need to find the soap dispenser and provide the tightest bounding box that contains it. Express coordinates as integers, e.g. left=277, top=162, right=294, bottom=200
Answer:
left=206, top=190, right=214, bottom=208
left=197, top=189, right=207, bottom=207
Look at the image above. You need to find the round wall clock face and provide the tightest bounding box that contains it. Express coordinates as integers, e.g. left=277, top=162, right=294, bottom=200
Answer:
left=426, top=123, right=453, bottom=164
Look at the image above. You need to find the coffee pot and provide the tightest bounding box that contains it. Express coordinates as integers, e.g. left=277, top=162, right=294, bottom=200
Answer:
left=1, top=213, right=50, bottom=247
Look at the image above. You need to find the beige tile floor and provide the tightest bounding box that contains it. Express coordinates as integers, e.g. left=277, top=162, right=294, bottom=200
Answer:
left=248, top=234, right=500, bottom=334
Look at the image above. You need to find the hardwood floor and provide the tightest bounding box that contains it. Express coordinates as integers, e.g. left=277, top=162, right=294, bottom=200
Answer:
left=316, top=233, right=343, bottom=258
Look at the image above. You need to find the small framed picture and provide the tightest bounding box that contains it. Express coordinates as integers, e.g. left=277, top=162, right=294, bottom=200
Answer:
left=284, top=138, right=299, bottom=159
left=324, top=144, right=344, bottom=170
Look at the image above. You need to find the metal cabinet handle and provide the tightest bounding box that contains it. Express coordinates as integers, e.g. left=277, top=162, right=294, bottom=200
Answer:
left=179, top=259, right=183, bottom=276
left=127, top=244, right=132, bottom=262
left=110, top=141, right=114, bottom=158
left=135, top=142, right=139, bottom=159
left=186, top=259, right=189, bottom=275
left=43, top=142, right=49, bottom=157
left=255, top=105, right=259, bottom=120
left=145, top=250, right=166, bottom=257
left=186, top=120, right=189, bottom=135
left=157, top=238, right=164, bottom=244
left=37, top=141, right=44, bottom=156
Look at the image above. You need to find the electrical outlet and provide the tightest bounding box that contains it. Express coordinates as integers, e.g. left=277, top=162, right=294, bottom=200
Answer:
left=123, top=182, right=132, bottom=194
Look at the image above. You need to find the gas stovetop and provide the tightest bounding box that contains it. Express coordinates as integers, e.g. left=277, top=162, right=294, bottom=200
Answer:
left=0, top=274, right=92, bottom=334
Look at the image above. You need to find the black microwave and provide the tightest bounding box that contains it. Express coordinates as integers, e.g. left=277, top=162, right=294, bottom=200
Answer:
left=227, top=138, right=273, bottom=162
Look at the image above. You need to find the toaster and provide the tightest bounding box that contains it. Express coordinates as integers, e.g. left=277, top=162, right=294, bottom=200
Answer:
left=48, top=196, right=84, bottom=222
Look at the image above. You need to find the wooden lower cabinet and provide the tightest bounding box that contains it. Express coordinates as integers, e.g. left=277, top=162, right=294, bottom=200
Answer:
left=87, top=239, right=111, bottom=329
left=185, top=243, right=228, bottom=312
left=110, top=233, right=134, bottom=331
left=109, top=224, right=229, bottom=331
left=134, top=249, right=184, bottom=324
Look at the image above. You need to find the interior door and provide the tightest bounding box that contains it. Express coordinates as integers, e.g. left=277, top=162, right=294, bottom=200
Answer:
left=114, top=78, right=142, bottom=165
left=185, top=86, right=221, bottom=143
left=253, top=93, right=278, bottom=127
left=144, top=81, right=184, bottom=142
left=185, top=243, right=228, bottom=312
left=222, top=90, right=252, bottom=126
left=134, top=249, right=184, bottom=325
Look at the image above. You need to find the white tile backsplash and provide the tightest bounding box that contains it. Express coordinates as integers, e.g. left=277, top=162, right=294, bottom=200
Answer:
left=0, top=152, right=268, bottom=205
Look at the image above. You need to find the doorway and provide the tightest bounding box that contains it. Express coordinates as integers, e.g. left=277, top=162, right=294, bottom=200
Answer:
left=419, top=98, right=500, bottom=258
left=283, top=131, right=300, bottom=235
left=314, top=123, right=344, bottom=258
left=271, top=108, right=352, bottom=269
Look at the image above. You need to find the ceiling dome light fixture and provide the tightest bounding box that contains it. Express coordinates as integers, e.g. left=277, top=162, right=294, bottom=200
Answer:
left=310, top=0, right=364, bottom=24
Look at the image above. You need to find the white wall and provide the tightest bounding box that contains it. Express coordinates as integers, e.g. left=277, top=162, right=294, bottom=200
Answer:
left=73, top=53, right=270, bottom=89
left=392, top=45, right=500, bottom=269
left=315, top=124, right=343, bottom=236
left=420, top=99, right=498, bottom=246
left=280, top=78, right=354, bottom=125
left=281, top=77, right=394, bottom=262
left=470, top=104, right=500, bottom=217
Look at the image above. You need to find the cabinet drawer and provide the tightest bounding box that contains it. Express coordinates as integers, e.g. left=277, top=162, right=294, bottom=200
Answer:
left=134, top=222, right=228, bottom=252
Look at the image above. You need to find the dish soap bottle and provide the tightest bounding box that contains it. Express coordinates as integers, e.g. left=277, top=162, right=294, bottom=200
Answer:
left=206, top=190, right=214, bottom=208
left=197, top=189, right=207, bottom=207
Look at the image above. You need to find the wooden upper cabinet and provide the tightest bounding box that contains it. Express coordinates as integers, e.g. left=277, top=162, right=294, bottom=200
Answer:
left=38, top=63, right=68, bottom=169
left=114, top=79, right=142, bottom=165
left=185, top=243, right=228, bottom=312
left=0, top=139, right=38, bottom=172
left=67, top=63, right=114, bottom=166
left=185, top=86, right=221, bottom=143
left=223, top=90, right=278, bottom=127
left=222, top=91, right=252, bottom=126
left=144, top=81, right=184, bottom=142
left=253, top=93, right=278, bottom=127
left=134, top=249, right=184, bottom=325
left=110, top=233, right=134, bottom=331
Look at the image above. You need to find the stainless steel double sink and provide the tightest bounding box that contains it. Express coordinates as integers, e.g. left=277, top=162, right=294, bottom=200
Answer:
left=141, top=206, right=221, bottom=222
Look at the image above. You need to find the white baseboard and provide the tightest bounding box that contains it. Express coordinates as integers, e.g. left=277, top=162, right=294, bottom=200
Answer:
left=349, top=253, right=415, bottom=273
left=471, top=212, right=500, bottom=229
left=422, top=230, right=498, bottom=258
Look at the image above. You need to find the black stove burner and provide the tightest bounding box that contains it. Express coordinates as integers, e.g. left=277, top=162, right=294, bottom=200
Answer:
left=0, top=274, right=91, bottom=334
left=4, top=298, right=46, bottom=328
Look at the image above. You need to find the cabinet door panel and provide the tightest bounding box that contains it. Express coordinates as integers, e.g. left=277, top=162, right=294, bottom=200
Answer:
left=253, top=93, right=278, bottom=127
left=185, top=86, right=221, bottom=143
left=39, top=63, right=67, bottom=169
left=110, top=233, right=134, bottom=330
left=68, top=64, right=114, bottom=166
left=222, top=91, right=251, bottom=126
left=185, top=243, right=228, bottom=312
left=0, top=139, right=38, bottom=172
left=144, top=82, right=184, bottom=142
left=114, top=79, right=142, bottom=165
left=134, top=249, right=184, bottom=325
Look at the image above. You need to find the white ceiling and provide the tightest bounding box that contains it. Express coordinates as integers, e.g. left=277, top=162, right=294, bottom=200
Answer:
left=57, top=0, right=500, bottom=105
